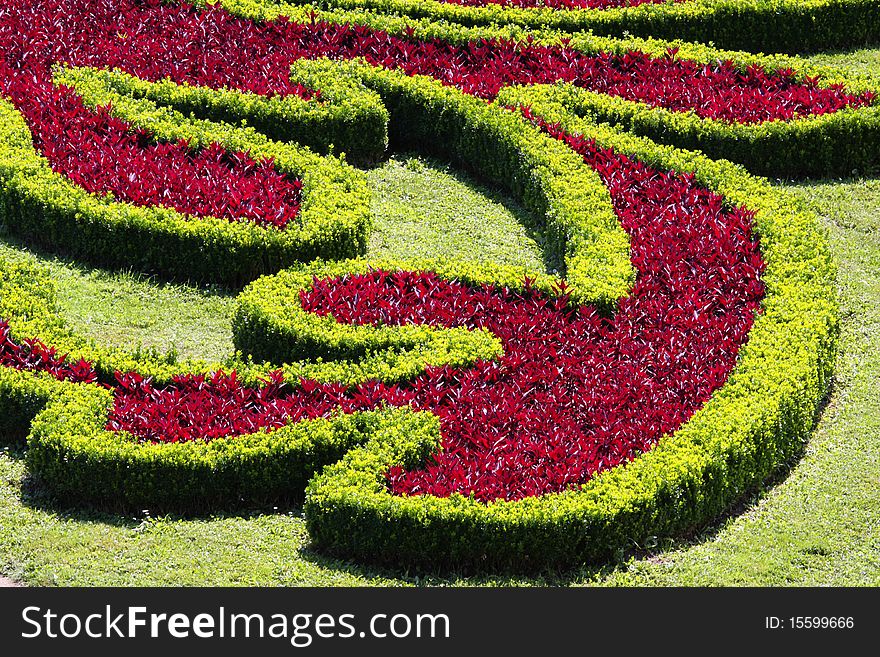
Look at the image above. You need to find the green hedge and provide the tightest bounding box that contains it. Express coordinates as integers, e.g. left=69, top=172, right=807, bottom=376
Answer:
left=299, top=74, right=839, bottom=571
left=0, top=250, right=229, bottom=384
left=0, top=72, right=372, bottom=288
left=18, top=63, right=638, bottom=511
left=55, top=60, right=389, bottom=165
left=230, top=57, right=638, bottom=313
left=3, top=10, right=841, bottom=568
left=256, top=0, right=880, bottom=54
left=0, top=251, right=235, bottom=442
left=234, top=259, right=504, bottom=370
left=497, top=81, right=880, bottom=179
left=19, top=64, right=838, bottom=571
left=0, top=367, right=69, bottom=446
left=25, top=383, right=407, bottom=513
left=0, top=248, right=462, bottom=446
left=0, top=245, right=507, bottom=445
left=214, top=0, right=880, bottom=178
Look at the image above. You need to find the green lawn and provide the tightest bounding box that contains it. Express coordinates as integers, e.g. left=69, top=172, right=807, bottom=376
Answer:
left=0, top=51, right=878, bottom=587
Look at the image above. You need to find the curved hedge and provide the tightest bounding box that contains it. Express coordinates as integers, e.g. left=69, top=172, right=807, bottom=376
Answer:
left=300, top=72, right=839, bottom=570
left=18, top=65, right=838, bottom=571
left=498, top=79, right=880, bottom=179
left=25, top=383, right=404, bottom=512
left=0, top=1, right=842, bottom=571
left=0, top=69, right=372, bottom=287
left=21, top=61, right=635, bottom=511
left=0, top=246, right=506, bottom=446
left=56, top=59, right=389, bottom=165
left=347, top=64, right=634, bottom=309
left=0, top=251, right=232, bottom=443
left=264, top=0, right=880, bottom=54
left=234, top=260, right=506, bottom=366
left=214, top=0, right=880, bottom=178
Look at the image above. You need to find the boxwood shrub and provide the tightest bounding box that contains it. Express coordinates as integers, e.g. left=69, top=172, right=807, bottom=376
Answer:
left=213, top=0, right=880, bottom=178
left=299, top=72, right=839, bottom=571
left=56, top=59, right=389, bottom=165
left=17, top=66, right=838, bottom=573
left=252, top=0, right=880, bottom=54
left=25, top=382, right=411, bottom=513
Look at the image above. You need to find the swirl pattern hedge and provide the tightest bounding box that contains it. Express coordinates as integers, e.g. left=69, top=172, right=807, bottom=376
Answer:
left=0, top=0, right=861, bottom=569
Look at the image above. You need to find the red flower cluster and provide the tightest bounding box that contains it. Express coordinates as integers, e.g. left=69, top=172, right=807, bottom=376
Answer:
left=0, top=321, right=97, bottom=384
left=0, top=65, right=303, bottom=229
left=107, top=370, right=362, bottom=442
left=105, top=125, right=766, bottom=501
left=106, top=365, right=417, bottom=443
left=439, top=0, right=673, bottom=12
left=0, top=0, right=872, bottom=225
left=46, top=0, right=866, bottom=119
left=0, top=0, right=841, bottom=500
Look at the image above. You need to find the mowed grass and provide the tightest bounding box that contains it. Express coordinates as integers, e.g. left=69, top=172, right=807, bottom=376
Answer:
left=367, top=154, right=549, bottom=273
left=1, top=50, right=879, bottom=585
left=0, top=240, right=238, bottom=364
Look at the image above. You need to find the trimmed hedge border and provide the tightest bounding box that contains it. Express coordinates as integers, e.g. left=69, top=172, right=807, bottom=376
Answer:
left=25, top=383, right=409, bottom=513
left=357, top=65, right=634, bottom=309
left=19, top=61, right=638, bottom=511
left=234, top=259, right=506, bottom=368
left=256, top=0, right=880, bottom=54
left=0, top=3, right=841, bottom=569
left=214, top=0, right=880, bottom=178
left=0, top=68, right=373, bottom=288
left=498, top=80, right=880, bottom=179
left=56, top=59, right=389, bottom=166
left=297, top=70, right=839, bottom=570
left=2, top=252, right=499, bottom=509
left=0, top=251, right=231, bottom=442
left=228, top=60, right=636, bottom=311
left=0, top=365, right=70, bottom=446
left=0, top=246, right=508, bottom=446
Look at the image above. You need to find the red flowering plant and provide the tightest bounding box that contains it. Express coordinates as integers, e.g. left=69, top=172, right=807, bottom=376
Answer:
left=0, top=0, right=849, bottom=567
left=0, top=321, right=96, bottom=385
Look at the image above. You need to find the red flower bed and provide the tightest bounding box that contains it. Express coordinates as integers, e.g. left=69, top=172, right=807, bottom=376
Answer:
left=0, top=0, right=872, bottom=223
left=104, top=125, right=766, bottom=501
left=0, top=0, right=848, bottom=501
left=108, top=370, right=359, bottom=442
left=439, top=0, right=673, bottom=12
left=0, top=321, right=96, bottom=384
left=0, top=65, right=303, bottom=229
left=25, top=0, right=869, bottom=118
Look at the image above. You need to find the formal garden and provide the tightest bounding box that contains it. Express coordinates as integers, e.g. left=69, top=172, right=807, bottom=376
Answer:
left=0, top=0, right=878, bottom=585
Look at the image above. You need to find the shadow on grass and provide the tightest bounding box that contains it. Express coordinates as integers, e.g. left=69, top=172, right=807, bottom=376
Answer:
left=293, top=539, right=628, bottom=586
left=0, top=231, right=240, bottom=300
left=4, top=440, right=612, bottom=585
